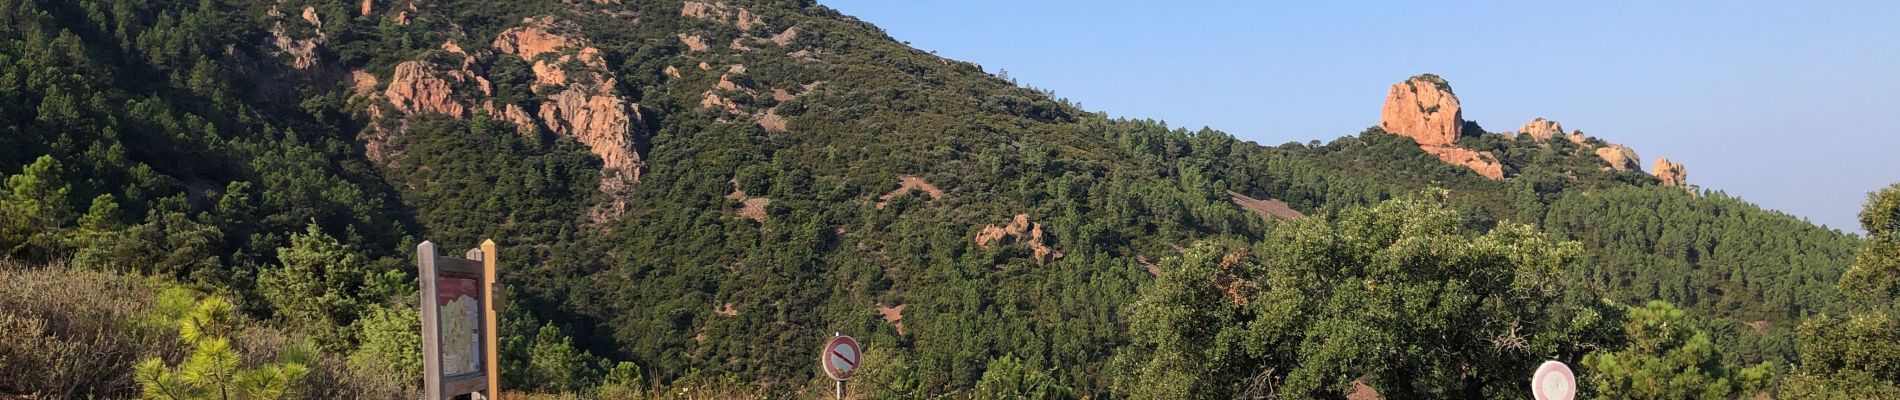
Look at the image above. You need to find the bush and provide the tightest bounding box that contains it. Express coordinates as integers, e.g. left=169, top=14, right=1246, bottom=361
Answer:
left=0, top=262, right=174, bottom=398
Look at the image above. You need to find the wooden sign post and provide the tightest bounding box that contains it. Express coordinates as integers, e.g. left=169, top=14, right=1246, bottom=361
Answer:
left=419, top=240, right=502, bottom=399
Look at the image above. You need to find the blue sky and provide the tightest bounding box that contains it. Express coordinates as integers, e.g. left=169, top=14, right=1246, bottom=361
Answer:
left=821, top=0, right=1900, bottom=232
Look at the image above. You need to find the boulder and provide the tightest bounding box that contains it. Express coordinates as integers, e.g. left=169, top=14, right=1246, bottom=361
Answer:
left=1595, top=144, right=1641, bottom=172
left=1518, top=117, right=1564, bottom=143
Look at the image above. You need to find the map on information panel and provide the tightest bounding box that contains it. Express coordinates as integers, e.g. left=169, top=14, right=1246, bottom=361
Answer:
left=438, top=276, right=481, bottom=376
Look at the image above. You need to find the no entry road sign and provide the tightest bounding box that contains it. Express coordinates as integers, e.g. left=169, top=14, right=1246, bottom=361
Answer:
left=821, top=335, right=861, bottom=381
left=1532, top=360, right=1576, bottom=400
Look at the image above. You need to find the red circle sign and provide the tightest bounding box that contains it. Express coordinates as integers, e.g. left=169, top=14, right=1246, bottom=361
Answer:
left=821, top=335, right=862, bottom=381
left=1532, top=360, right=1576, bottom=400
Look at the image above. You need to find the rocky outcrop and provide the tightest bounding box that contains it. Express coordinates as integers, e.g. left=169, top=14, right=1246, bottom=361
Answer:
left=681, top=1, right=763, bottom=30
left=359, top=16, right=646, bottom=222
left=493, top=23, right=576, bottom=62
left=1567, top=131, right=1589, bottom=145
left=976, top=214, right=1062, bottom=264
left=1379, top=74, right=1503, bottom=180
left=267, top=6, right=330, bottom=73
left=757, top=109, right=788, bottom=133
left=1380, top=74, right=1463, bottom=147
left=769, top=26, right=799, bottom=46
left=876, top=176, right=944, bottom=209
left=1653, top=157, right=1687, bottom=187
left=678, top=33, right=710, bottom=52
left=681, top=1, right=728, bottom=20
left=1518, top=117, right=1565, bottom=143
left=382, top=60, right=478, bottom=118
left=491, top=17, right=646, bottom=221
left=1429, top=146, right=1504, bottom=179
left=1595, top=144, right=1641, bottom=172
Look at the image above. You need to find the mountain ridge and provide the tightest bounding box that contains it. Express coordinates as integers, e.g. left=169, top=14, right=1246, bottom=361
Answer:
left=0, top=0, right=1872, bottom=397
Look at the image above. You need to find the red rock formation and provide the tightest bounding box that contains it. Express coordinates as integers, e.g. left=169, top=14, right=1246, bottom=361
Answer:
left=681, top=1, right=762, bottom=29
left=681, top=1, right=729, bottom=20
left=1567, top=131, right=1589, bottom=146
left=360, top=0, right=373, bottom=16
left=1518, top=117, right=1565, bottom=143
left=1595, top=144, right=1641, bottom=172
left=1653, top=157, right=1687, bottom=187
left=383, top=60, right=471, bottom=118
left=1380, top=74, right=1463, bottom=147
left=678, top=33, right=710, bottom=52
left=267, top=6, right=327, bottom=71
left=1428, top=146, right=1504, bottom=180
left=976, top=214, right=1063, bottom=264
left=1378, top=74, right=1502, bottom=179
left=490, top=17, right=646, bottom=221
left=493, top=22, right=575, bottom=62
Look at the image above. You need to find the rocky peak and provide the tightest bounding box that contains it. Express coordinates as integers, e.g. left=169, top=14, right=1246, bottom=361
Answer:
left=1518, top=117, right=1565, bottom=143
left=1380, top=74, right=1463, bottom=147
left=1378, top=74, right=1502, bottom=179
left=1653, top=157, right=1687, bottom=187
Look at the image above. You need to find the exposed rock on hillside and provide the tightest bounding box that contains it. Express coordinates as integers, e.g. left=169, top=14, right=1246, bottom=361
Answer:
left=1518, top=117, right=1565, bottom=143
left=677, top=33, right=710, bottom=52
left=1595, top=144, right=1641, bottom=172
left=1379, top=75, right=1503, bottom=179
left=726, top=179, right=770, bottom=223
left=1654, top=157, right=1687, bottom=187
left=491, top=17, right=647, bottom=221
left=976, top=214, right=1062, bottom=264
left=1380, top=74, right=1462, bottom=147
left=354, top=15, right=647, bottom=221
left=877, top=304, right=906, bottom=336
left=383, top=60, right=479, bottom=118
left=1227, top=190, right=1302, bottom=221
left=1567, top=131, right=1589, bottom=145
left=876, top=176, right=944, bottom=209
left=681, top=1, right=763, bottom=30
left=1429, top=146, right=1504, bottom=180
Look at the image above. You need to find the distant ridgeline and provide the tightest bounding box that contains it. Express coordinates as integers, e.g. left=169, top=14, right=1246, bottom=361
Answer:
left=0, top=0, right=1864, bottom=397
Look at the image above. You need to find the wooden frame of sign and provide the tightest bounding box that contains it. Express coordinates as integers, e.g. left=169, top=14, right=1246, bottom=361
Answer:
left=418, top=240, right=502, bottom=399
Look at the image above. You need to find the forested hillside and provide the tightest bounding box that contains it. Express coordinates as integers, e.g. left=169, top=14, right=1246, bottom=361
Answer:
left=0, top=0, right=1887, bottom=398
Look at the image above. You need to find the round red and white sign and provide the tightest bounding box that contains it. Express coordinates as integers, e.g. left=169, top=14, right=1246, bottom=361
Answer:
left=821, top=335, right=862, bottom=381
left=1532, top=360, right=1576, bottom=400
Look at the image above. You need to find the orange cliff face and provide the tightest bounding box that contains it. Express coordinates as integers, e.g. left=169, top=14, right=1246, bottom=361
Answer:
left=1654, top=157, right=1688, bottom=187
left=1380, top=74, right=1464, bottom=147
left=1378, top=74, right=1504, bottom=180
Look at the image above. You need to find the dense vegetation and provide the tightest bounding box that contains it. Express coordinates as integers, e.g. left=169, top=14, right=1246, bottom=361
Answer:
left=0, top=0, right=1886, bottom=398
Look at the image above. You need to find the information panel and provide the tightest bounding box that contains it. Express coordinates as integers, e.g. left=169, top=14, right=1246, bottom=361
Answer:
left=438, top=275, right=482, bottom=376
